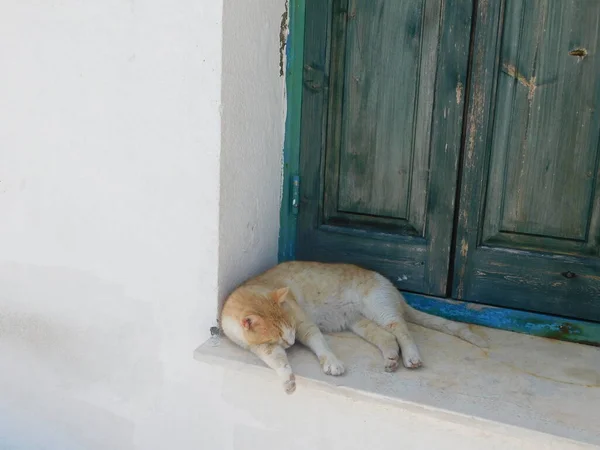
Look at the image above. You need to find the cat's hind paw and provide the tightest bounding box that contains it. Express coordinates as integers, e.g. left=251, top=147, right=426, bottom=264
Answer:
left=320, top=354, right=345, bottom=376
left=402, top=347, right=423, bottom=369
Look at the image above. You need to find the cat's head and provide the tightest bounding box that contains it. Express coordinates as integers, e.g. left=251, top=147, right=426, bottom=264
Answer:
left=240, top=287, right=296, bottom=348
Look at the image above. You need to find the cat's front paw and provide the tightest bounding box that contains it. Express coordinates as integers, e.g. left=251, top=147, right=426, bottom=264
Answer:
left=384, top=355, right=400, bottom=372
left=320, top=354, right=345, bottom=376
left=283, top=374, right=296, bottom=394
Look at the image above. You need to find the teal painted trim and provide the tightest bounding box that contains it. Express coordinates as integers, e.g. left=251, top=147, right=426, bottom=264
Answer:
left=278, top=0, right=306, bottom=262
left=404, top=292, right=600, bottom=347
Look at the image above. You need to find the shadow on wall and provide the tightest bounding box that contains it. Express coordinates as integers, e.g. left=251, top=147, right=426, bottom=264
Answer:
left=0, top=262, right=163, bottom=443
left=217, top=0, right=288, bottom=319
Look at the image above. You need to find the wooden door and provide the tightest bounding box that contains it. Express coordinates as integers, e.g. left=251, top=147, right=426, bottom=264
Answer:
left=296, top=0, right=473, bottom=296
left=454, top=0, right=600, bottom=321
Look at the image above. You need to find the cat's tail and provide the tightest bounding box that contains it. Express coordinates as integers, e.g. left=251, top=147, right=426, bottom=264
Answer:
left=404, top=303, right=489, bottom=348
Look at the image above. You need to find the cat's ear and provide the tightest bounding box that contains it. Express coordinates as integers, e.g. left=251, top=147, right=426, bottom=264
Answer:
left=241, top=314, right=262, bottom=330
left=271, top=287, right=289, bottom=304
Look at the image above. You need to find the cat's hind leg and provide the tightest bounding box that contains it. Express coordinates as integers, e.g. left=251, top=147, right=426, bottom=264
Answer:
left=349, top=317, right=400, bottom=372
left=361, top=284, right=423, bottom=369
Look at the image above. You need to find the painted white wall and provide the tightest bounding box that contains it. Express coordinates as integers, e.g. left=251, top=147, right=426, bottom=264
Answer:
left=0, top=0, right=224, bottom=448
left=218, top=0, right=287, bottom=306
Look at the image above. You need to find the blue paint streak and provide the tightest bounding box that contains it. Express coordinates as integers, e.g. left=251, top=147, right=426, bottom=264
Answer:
left=403, top=292, right=599, bottom=344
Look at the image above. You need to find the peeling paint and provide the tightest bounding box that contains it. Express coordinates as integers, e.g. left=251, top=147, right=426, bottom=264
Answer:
left=456, top=266, right=466, bottom=298
left=502, top=63, right=537, bottom=101
left=456, top=81, right=463, bottom=105
left=460, top=239, right=468, bottom=257
left=459, top=209, right=468, bottom=227
left=489, top=261, right=508, bottom=267
left=466, top=49, right=485, bottom=169
left=466, top=303, right=486, bottom=311
left=404, top=292, right=600, bottom=347
left=348, top=6, right=357, bottom=20
left=279, top=0, right=289, bottom=77
left=465, top=1, right=492, bottom=171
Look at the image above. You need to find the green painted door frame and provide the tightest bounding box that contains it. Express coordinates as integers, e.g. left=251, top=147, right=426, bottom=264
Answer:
left=277, top=0, right=600, bottom=345
left=278, top=0, right=305, bottom=262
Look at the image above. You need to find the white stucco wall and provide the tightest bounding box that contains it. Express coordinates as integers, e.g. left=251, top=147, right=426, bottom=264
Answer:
left=0, top=1, right=224, bottom=448
left=218, top=0, right=287, bottom=306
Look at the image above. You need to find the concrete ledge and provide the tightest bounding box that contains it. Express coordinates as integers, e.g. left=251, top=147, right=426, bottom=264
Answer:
left=195, top=324, right=599, bottom=448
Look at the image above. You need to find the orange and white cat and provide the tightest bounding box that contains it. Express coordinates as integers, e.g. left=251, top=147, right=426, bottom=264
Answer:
left=221, top=261, right=487, bottom=394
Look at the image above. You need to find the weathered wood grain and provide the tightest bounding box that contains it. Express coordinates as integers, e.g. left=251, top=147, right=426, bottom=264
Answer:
left=454, top=0, right=600, bottom=321
left=484, top=0, right=600, bottom=247
left=298, top=0, right=472, bottom=297
left=337, top=0, right=423, bottom=220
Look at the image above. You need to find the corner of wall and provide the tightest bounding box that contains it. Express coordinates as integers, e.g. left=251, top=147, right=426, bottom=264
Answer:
left=217, top=0, right=289, bottom=318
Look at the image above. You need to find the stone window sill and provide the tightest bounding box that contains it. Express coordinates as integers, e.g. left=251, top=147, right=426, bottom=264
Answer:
left=195, top=323, right=599, bottom=448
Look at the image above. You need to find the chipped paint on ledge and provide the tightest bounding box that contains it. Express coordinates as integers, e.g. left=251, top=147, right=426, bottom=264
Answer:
left=403, top=292, right=600, bottom=347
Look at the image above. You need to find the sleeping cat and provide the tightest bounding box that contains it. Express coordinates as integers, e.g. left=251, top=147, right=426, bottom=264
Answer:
left=221, top=261, right=487, bottom=394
